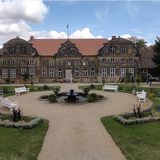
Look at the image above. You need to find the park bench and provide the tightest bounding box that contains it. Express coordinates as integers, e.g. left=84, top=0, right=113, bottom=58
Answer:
left=15, top=86, right=29, bottom=96
left=102, top=84, right=118, bottom=92
left=0, top=96, right=18, bottom=110
left=136, top=90, right=147, bottom=102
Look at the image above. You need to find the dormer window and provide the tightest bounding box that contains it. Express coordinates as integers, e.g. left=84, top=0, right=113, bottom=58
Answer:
left=110, top=47, right=116, bottom=53
left=21, top=46, right=27, bottom=54
left=11, top=47, right=16, bottom=54
left=121, top=47, right=127, bottom=53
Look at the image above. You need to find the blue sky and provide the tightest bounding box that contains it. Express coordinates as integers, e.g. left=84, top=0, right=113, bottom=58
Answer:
left=0, top=0, right=160, bottom=46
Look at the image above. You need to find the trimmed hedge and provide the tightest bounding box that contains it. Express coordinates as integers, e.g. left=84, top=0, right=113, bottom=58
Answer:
left=114, top=115, right=160, bottom=125
left=0, top=117, right=42, bottom=129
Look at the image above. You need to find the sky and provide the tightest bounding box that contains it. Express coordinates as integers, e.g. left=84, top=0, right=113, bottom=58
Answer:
left=0, top=0, right=160, bottom=47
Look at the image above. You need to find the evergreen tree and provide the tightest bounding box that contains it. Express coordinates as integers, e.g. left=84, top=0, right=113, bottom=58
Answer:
left=153, top=37, right=160, bottom=75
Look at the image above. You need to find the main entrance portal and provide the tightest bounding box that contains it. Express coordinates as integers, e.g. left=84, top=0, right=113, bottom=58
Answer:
left=65, top=69, right=72, bottom=83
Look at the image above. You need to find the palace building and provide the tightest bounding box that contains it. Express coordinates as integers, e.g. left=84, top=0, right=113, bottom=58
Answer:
left=0, top=36, right=155, bottom=83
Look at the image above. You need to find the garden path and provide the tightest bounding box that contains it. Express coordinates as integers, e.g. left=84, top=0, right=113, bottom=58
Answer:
left=3, top=83, right=152, bottom=160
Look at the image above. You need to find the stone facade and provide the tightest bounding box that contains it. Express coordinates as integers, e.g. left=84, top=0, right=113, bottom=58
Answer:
left=0, top=36, right=140, bottom=84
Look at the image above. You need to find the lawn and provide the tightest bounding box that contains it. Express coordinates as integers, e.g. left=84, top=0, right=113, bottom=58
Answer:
left=101, top=116, right=160, bottom=160
left=0, top=120, right=48, bottom=160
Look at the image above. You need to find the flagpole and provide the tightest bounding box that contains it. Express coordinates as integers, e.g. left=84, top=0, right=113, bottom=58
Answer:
left=67, top=24, right=69, bottom=40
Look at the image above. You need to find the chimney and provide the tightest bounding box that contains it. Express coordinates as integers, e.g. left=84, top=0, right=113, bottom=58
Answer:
left=29, top=36, right=34, bottom=42
left=112, top=36, right=116, bottom=39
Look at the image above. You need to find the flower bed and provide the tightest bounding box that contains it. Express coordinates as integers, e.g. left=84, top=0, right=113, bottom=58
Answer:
left=0, top=114, right=42, bottom=129
left=114, top=114, right=160, bottom=125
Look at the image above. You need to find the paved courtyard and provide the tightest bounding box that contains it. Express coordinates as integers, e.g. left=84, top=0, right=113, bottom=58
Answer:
left=0, top=83, right=152, bottom=160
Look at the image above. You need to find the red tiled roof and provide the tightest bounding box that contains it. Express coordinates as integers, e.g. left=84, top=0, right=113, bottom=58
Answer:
left=29, top=38, right=107, bottom=56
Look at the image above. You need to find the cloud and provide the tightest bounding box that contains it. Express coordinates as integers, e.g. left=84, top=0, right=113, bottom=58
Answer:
left=0, top=0, right=48, bottom=22
left=70, top=28, right=103, bottom=39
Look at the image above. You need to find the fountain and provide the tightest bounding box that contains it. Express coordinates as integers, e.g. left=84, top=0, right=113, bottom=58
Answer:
left=64, top=89, right=78, bottom=103
left=57, top=89, right=87, bottom=104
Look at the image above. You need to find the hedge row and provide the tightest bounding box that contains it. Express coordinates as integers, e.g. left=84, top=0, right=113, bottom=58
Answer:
left=114, top=115, right=160, bottom=125
left=0, top=117, right=42, bottom=129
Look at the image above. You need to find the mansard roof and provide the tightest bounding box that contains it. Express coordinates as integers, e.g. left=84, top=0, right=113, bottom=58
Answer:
left=56, top=40, right=81, bottom=57
left=29, top=38, right=107, bottom=56
left=105, top=36, right=133, bottom=45
left=4, top=36, right=31, bottom=45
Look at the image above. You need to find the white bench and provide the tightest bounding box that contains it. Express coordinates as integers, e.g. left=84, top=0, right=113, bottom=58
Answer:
left=102, top=85, right=118, bottom=92
left=15, top=87, right=29, bottom=96
left=0, top=96, right=18, bottom=110
left=136, top=90, right=147, bottom=102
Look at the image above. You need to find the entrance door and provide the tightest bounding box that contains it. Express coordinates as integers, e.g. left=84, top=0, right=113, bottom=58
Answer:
left=65, top=69, right=72, bottom=82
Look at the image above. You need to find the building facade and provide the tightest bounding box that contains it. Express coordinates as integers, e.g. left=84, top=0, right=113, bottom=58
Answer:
left=0, top=36, right=140, bottom=83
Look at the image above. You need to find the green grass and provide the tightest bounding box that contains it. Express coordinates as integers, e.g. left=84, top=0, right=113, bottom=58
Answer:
left=0, top=120, right=48, bottom=160
left=101, top=116, right=160, bottom=160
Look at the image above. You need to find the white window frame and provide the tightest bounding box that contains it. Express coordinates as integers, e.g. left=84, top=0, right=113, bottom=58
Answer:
left=121, top=68, right=126, bottom=77
left=2, top=68, right=8, bottom=78
left=90, top=68, right=95, bottom=77
left=49, top=61, right=55, bottom=66
left=129, top=68, right=134, bottom=76
left=29, top=59, right=35, bottom=65
left=41, top=68, right=47, bottom=77
left=10, top=68, right=16, bottom=79
left=74, top=68, right=80, bottom=77
left=58, top=69, right=63, bottom=77
left=29, top=68, right=35, bottom=78
left=83, top=68, right=88, bottom=77
left=110, top=58, right=115, bottom=63
left=101, top=68, right=107, bottom=77
left=110, top=68, right=115, bottom=78
left=49, top=68, right=54, bottom=77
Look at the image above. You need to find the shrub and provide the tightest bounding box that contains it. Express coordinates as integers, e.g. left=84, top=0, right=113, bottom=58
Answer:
left=43, top=84, right=49, bottom=90
left=47, top=94, right=57, bottom=103
left=87, top=93, right=98, bottom=102
left=83, top=87, right=90, bottom=95
left=90, top=84, right=95, bottom=90
left=154, top=89, right=160, bottom=98
left=53, top=87, right=60, bottom=96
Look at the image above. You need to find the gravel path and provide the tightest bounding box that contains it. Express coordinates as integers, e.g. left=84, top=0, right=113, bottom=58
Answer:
left=0, top=83, right=152, bottom=160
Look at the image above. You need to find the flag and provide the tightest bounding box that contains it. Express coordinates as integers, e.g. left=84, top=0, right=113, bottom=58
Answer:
left=67, top=25, right=69, bottom=29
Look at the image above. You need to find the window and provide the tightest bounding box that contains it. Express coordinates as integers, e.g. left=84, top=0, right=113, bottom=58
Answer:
left=29, top=68, right=35, bottom=78
left=74, top=61, right=80, bottom=66
left=129, top=68, right=134, bottom=75
left=90, top=68, right=95, bottom=77
left=21, top=46, right=27, bottom=54
left=74, top=68, right=80, bottom=77
left=10, top=68, right=16, bottom=78
left=110, top=68, right=115, bottom=78
left=83, top=68, right=88, bottom=77
left=49, top=68, right=54, bottom=77
left=11, top=47, right=16, bottom=54
left=21, top=68, right=27, bottom=77
left=2, top=68, right=8, bottom=78
left=42, top=61, right=47, bottom=66
left=2, top=60, right=8, bottom=65
left=101, top=68, right=107, bottom=77
left=83, top=61, right=88, bottom=66
left=121, top=47, right=127, bottom=53
left=129, top=58, right=133, bottom=63
left=121, top=58, right=126, bottom=63
left=29, top=59, right=35, bottom=65
left=121, top=68, right=126, bottom=77
left=41, top=68, right=47, bottom=77
left=49, top=61, right=54, bottom=66
left=90, top=61, right=95, bottom=66
left=66, top=61, right=71, bottom=66
left=102, top=59, right=107, bottom=63
left=58, top=69, right=63, bottom=77
left=110, top=47, right=116, bottom=53
left=10, top=60, right=16, bottom=65
left=21, top=59, right=26, bottom=65
left=110, top=59, right=115, bottom=63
